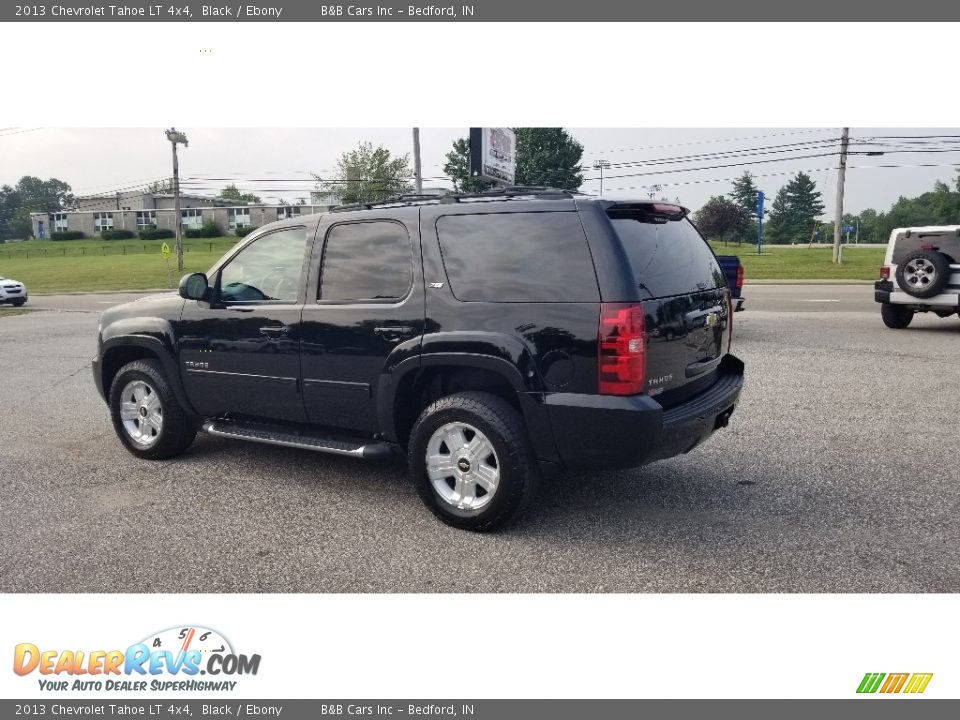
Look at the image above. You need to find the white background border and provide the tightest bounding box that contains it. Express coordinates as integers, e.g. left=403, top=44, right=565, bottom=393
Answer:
left=1, top=20, right=958, bottom=701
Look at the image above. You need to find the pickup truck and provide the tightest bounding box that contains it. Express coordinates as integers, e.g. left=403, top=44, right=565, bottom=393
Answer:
left=716, top=255, right=745, bottom=311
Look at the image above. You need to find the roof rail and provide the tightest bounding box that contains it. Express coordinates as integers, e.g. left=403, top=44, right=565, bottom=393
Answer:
left=329, top=186, right=583, bottom=213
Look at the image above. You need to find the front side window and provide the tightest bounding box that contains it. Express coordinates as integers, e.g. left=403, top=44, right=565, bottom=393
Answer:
left=228, top=208, right=251, bottom=229
left=319, top=221, right=412, bottom=302
left=93, top=212, right=114, bottom=232
left=218, top=227, right=308, bottom=304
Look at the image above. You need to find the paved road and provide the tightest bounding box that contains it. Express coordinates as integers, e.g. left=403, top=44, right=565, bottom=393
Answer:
left=2, top=289, right=958, bottom=592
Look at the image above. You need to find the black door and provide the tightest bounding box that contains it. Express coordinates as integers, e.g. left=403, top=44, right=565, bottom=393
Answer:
left=299, top=214, right=424, bottom=434
left=179, top=226, right=311, bottom=423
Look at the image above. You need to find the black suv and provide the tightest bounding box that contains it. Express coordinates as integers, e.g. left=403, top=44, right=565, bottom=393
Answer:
left=93, top=188, right=744, bottom=530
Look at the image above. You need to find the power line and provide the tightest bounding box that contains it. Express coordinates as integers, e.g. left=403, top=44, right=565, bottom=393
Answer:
left=582, top=128, right=835, bottom=156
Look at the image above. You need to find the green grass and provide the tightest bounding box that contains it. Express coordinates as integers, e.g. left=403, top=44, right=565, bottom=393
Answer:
left=0, top=235, right=886, bottom=294
left=0, top=308, right=30, bottom=317
left=0, top=237, right=239, bottom=293
left=709, top=241, right=885, bottom=280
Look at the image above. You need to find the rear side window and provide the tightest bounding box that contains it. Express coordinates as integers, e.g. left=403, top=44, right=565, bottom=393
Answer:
left=608, top=210, right=725, bottom=298
left=437, top=212, right=599, bottom=302
left=893, top=231, right=960, bottom=264
left=319, top=221, right=413, bottom=302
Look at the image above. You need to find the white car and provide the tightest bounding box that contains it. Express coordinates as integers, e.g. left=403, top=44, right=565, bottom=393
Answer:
left=0, top=275, right=28, bottom=306
left=875, top=225, right=960, bottom=328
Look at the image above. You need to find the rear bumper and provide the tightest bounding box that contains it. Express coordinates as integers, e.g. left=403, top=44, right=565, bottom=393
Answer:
left=875, top=279, right=960, bottom=307
left=544, top=354, right=744, bottom=471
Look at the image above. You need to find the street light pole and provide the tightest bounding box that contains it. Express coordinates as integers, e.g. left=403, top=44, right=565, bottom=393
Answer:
left=832, top=127, right=849, bottom=264
left=165, top=128, right=189, bottom=273
left=593, top=159, right=610, bottom=196
left=412, top=128, right=423, bottom=194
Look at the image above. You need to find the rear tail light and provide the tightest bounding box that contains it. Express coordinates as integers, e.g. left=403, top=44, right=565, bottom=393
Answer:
left=880, top=265, right=890, bottom=281
left=598, top=303, right=645, bottom=395
left=736, top=264, right=744, bottom=290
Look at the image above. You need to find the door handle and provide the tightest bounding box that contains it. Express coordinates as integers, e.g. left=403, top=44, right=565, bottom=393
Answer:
left=259, top=325, right=290, bottom=338
left=374, top=326, right=415, bottom=342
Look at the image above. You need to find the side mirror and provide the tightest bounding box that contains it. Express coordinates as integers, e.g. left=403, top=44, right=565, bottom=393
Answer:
left=179, top=272, right=210, bottom=301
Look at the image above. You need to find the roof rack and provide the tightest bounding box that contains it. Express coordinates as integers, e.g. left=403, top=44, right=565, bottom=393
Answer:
left=329, top=186, right=583, bottom=212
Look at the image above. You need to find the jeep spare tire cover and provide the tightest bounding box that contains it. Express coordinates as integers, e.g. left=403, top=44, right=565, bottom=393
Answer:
left=895, top=250, right=951, bottom=299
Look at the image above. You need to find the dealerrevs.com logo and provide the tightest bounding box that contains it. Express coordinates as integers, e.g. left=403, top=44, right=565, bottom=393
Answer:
left=13, top=626, right=261, bottom=692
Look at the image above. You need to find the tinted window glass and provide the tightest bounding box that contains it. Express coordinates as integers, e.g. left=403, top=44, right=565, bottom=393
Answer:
left=320, top=221, right=412, bottom=302
left=893, top=231, right=960, bottom=264
left=437, top=212, right=599, bottom=303
left=219, top=227, right=308, bottom=303
left=608, top=211, right=724, bottom=298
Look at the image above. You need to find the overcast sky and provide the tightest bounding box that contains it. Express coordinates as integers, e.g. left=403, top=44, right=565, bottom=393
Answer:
left=2, top=127, right=958, bottom=215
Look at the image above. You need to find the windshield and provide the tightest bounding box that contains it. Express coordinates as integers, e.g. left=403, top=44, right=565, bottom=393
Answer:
left=607, top=210, right=725, bottom=298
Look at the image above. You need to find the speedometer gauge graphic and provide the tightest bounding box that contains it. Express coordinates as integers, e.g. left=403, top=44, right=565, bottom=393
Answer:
left=138, top=626, right=234, bottom=659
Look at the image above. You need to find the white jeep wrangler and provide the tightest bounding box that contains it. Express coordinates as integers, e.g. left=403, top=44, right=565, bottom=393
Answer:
left=875, top=225, right=960, bottom=328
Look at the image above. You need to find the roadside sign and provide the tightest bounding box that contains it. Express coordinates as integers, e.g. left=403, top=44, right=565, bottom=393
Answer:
left=469, top=127, right=516, bottom=185
left=160, top=242, right=171, bottom=260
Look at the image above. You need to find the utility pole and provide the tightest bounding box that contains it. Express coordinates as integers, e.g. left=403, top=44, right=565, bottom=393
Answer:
left=832, top=127, right=849, bottom=264
left=412, top=127, right=423, bottom=194
left=593, top=159, right=610, bottom=196
left=165, top=128, right=189, bottom=273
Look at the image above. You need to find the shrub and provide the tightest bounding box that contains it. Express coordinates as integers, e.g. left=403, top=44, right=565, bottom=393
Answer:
left=184, top=219, right=221, bottom=238
left=139, top=228, right=175, bottom=240
left=101, top=229, right=135, bottom=240
left=234, top=225, right=258, bottom=238
left=51, top=231, right=85, bottom=241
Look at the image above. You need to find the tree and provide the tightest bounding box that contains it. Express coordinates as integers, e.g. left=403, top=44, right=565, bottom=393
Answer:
left=219, top=184, right=261, bottom=204
left=443, top=138, right=495, bottom=193
left=693, top=196, right=747, bottom=244
left=315, top=142, right=412, bottom=205
left=763, top=172, right=825, bottom=244
left=514, top=128, right=584, bottom=190
left=146, top=179, right=174, bottom=194
left=728, top=171, right=761, bottom=242
left=0, top=176, right=74, bottom=239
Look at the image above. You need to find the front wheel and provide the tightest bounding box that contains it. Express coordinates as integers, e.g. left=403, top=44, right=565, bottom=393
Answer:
left=10, top=298, right=25, bottom=307
left=408, top=391, right=539, bottom=531
left=108, top=359, right=196, bottom=460
left=880, top=303, right=914, bottom=329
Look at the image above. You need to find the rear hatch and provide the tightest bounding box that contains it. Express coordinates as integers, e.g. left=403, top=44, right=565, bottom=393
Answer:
left=607, top=204, right=730, bottom=407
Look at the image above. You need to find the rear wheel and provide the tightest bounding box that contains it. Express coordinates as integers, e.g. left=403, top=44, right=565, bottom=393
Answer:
left=109, top=359, right=196, bottom=460
left=880, top=303, right=914, bottom=329
left=408, top=391, right=539, bottom=531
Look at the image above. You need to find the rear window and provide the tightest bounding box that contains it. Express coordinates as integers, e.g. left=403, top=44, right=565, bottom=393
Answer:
left=437, top=212, right=599, bottom=303
left=608, top=209, right=725, bottom=298
left=893, top=231, right=960, bottom=264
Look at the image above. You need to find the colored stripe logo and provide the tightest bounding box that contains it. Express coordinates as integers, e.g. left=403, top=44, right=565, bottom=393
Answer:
left=857, top=672, right=933, bottom=694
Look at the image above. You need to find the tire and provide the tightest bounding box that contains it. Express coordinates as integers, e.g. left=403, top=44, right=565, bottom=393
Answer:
left=108, top=359, right=196, bottom=460
left=880, top=303, right=914, bottom=329
left=895, top=250, right=951, bottom=299
left=10, top=298, right=25, bottom=307
left=408, top=391, right=539, bottom=532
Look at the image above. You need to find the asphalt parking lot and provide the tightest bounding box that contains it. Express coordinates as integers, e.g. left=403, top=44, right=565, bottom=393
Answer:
left=2, top=286, right=958, bottom=592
